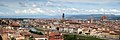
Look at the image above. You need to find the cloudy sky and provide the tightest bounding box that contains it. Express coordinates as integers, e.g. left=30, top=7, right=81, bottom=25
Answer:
left=0, top=0, right=120, bottom=18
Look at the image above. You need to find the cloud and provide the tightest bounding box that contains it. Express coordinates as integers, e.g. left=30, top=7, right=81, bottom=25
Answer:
left=50, top=0, right=120, bottom=2
left=45, top=1, right=63, bottom=7
left=15, top=8, right=120, bottom=15
left=32, top=3, right=37, bottom=7
left=84, top=8, right=120, bottom=13
left=15, top=8, right=46, bottom=14
left=0, top=12, right=4, bottom=15
left=15, top=8, right=59, bottom=16
left=0, top=11, right=16, bottom=16
left=19, top=2, right=29, bottom=7
left=0, top=3, right=8, bottom=7
left=99, top=8, right=120, bottom=13
left=18, top=1, right=63, bottom=8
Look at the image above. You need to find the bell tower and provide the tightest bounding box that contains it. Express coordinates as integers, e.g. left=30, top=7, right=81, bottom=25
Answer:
left=60, top=13, right=65, bottom=23
left=62, top=13, right=64, bottom=20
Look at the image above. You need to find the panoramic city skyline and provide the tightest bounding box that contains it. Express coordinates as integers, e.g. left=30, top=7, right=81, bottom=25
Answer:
left=0, top=0, right=120, bottom=40
left=0, top=0, right=120, bottom=18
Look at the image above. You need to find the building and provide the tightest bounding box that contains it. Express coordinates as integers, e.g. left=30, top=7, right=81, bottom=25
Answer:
left=49, top=32, right=64, bottom=40
left=60, top=13, right=65, bottom=23
left=62, top=13, right=65, bottom=20
left=32, top=34, right=48, bottom=40
left=101, top=13, right=107, bottom=21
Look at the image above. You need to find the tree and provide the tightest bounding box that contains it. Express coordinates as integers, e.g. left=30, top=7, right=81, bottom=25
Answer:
left=29, top=36, right=34, bottom=40
left=29, top=30, right=43, bottom=35
left=11, top=37, right=16, bottom=40
left=64, top=34, right=105, bottom=40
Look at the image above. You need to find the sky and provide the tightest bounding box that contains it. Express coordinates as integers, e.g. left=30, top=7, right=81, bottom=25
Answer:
left=0, top=0, right=120, bottom=18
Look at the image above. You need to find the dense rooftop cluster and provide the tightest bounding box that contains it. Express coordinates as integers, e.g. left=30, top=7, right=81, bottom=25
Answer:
left=0, top=18, right=120, bottom=40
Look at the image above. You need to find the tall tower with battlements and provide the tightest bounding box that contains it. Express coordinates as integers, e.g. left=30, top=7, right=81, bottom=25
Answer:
left=60, top=13, right=65, bottom=23
left=62, top=13, right=64, bottom=20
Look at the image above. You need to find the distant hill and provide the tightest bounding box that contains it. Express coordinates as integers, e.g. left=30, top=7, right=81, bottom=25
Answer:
left=0, top=14, right=120, bottom=20
left=66, top=14, right=120, bottom=20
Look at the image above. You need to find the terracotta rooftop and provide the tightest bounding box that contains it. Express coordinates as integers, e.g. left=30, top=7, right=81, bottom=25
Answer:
left=31, top=33, right=47, bottom=38
left=20, top=32, right=31, bottom=36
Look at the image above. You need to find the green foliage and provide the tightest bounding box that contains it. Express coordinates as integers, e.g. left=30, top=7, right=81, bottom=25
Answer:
left=34, top=27, right=44, bottom=31
left=29, top=36, right=34, bottom=40
left=11, top=37, right=16, bottom=40
left=29, top=30, right=43, bottom=35
left=64, top=34, right=106, bottom=40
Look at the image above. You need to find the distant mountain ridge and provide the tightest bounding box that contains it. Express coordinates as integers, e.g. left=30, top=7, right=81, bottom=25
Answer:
left=66, top=14, right=120, bottom=20
left=0, top=14, right=120, bottom=20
